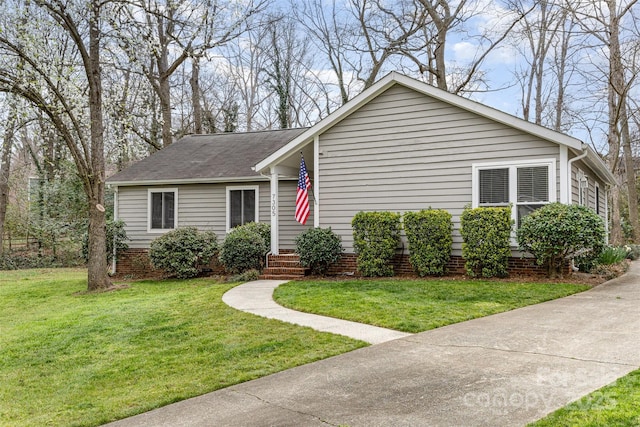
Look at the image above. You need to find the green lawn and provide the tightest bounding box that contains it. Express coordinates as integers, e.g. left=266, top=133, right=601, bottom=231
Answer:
left=0, top=269, right=365, bottom=427
left=529, top=369, right=640, bottom=426
left=273, top=278, right=591, bottom=333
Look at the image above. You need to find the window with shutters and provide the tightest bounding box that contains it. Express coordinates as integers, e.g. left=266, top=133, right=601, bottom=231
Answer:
left=148, top=188, right=177, bottom=232
left=226, top=186, right=259, bottom=231
left=473, top=159, right=555, bottom=229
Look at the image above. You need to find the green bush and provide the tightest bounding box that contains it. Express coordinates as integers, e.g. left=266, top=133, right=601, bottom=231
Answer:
left=82, top=219, right=129, bottom=264
left=149, top=227, right=218, bottom=279
left=404, top=209, right=452, bottom=276
left=239, top=221, right=271, bottom=250
left=460, top=206, right=512, bottom=278
left=516, top=203, right=605, bottom=278
left=219, top=223, right=269, bottom=274
left=352, top=211, right=401, bottom=277
left=295, top=227, right=343, bottom=275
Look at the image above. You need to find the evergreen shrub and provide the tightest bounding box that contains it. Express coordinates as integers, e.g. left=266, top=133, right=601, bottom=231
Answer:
left=219, top=222, right=270, bottom=274
left=516, top=203, right=605, bottom=277
left=460, top=206, right=512, bottom=278
left=404, top=209, right=452, bottom=276
left=149, top=227, right=218, bottom=279
left=352, top=211, right=401, bottom=277
left=295, top=227, right=343, bottom=275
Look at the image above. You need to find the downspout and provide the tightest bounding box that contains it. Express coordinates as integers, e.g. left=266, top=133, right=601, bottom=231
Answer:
left=567, top=146, right=588, bottom=204
left=111, top=185, right=118, bottom=275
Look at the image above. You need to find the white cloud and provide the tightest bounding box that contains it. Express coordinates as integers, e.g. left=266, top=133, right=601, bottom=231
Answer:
left=453, top=41, right=478, bottom=62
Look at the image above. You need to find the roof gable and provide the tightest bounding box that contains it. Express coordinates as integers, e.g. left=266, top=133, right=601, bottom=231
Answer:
left=107, top=128, right=307, bottom=186
left=255, top=72, right=587, bottom=173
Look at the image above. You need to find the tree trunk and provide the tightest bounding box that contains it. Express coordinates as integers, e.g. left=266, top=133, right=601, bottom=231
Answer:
left=610, top=181, right=623, bottom=245
left=86, top=0, right=111, bottom=291
left=191, top=57, right=202, bottom=134
left=0, top=103, right=16, bottom=256
left=159, top=74, right=173, bottom=147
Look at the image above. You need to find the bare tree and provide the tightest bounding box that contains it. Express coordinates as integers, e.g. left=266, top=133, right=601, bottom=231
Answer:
left=113, top=0, right=267, bottom=147
left=568, top=0, right=640, bottom=243
left=400, top=0, right=535, bottom=94
left=293, top=0, right=356, bottom=105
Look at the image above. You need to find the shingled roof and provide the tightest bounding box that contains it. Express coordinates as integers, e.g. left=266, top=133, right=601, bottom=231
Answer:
left=107, top=128, right=308, bottom=185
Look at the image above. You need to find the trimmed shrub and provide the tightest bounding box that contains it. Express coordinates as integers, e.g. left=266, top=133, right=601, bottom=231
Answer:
left=460, top=206, right=512, bottom=278
left=239, top=221, right=271, bottom=250
left=352, top=211, right=401, bottom=277
left=404, top=209, right=452, bottom=276
left=149, top=227, right=218, bottom=279
left=295, top=227, right=343, bottom=275
left=219, top=223, right=269, bottom=274
left=516, top=203, right=605, bottom=278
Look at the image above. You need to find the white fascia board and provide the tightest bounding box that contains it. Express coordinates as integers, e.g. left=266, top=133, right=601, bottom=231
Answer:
left=583, top=146, right=616, bottom=186
left=107, top=175, right=270, bottom=187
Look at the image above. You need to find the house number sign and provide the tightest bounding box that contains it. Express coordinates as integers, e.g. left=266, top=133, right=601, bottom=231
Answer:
left=271, top=193, right=277, bottom=217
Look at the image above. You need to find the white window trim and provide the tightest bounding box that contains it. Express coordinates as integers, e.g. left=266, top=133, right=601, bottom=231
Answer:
left=472, top=158, right=557, bottom=227
left=226, top=185, right=260, bottom=232
left=147, top=188, right=178, bottom=233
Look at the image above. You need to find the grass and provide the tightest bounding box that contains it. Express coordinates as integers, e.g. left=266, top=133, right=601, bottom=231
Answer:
left=529, top=369, right=640, bottom=426
left=273, top=278, right=591, bottom=333
left=0, top=269, right=366, bottom=427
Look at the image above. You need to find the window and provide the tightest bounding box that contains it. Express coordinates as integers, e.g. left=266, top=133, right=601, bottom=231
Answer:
left=227, top=186, right=259, bottom=230
left=479, top=168, right=509, bottom=205
left=516, top=166, right=549, bottom=227
left=474, top=159, right=555, bottom=228
left=148, top=188, right=177, bottom=232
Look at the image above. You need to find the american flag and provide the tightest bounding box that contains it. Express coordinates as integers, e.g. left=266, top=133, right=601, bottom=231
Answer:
left=295, top=155, right=311, bottom=225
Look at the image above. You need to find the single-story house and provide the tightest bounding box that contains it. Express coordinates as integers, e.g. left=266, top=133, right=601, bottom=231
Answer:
left=107, top=72, right=616, bottom=277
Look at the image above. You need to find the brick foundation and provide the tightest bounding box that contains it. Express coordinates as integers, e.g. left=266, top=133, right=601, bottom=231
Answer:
left=327, top=253, right=549, bottom=277
left=114, top=248, right=226, bottom=280
left=116, top=248, right=551, bottom=279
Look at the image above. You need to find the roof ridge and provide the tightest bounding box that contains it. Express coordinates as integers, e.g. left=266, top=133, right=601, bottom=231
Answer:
left=183, top=128, right=310, bottom=138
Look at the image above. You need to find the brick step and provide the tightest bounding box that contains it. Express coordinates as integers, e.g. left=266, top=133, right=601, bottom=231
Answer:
left=268, top=254, right=301, bottom=261
left=261, top=267, right=307, bottom=276
left=268, top=260, right=303, bottom=268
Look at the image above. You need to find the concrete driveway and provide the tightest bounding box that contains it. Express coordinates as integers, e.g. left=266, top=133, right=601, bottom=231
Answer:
left=105, top=262, right=640, bottom=427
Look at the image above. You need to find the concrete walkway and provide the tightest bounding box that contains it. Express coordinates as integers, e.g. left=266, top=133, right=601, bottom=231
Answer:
left=106, top=263, right=640, bottom=427
left=222, top=280, right=412, bottom=344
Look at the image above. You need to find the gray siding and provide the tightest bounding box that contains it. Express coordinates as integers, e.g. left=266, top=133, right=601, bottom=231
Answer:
left=570, top=158, right=606, bottom=220
left=318, top=83, right=561, bottom=254
left=116, top=182, right=272, bottom=248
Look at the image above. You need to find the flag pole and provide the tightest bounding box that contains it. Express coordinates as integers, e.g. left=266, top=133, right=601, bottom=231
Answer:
left=301, top=151, right=317, bottom=205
